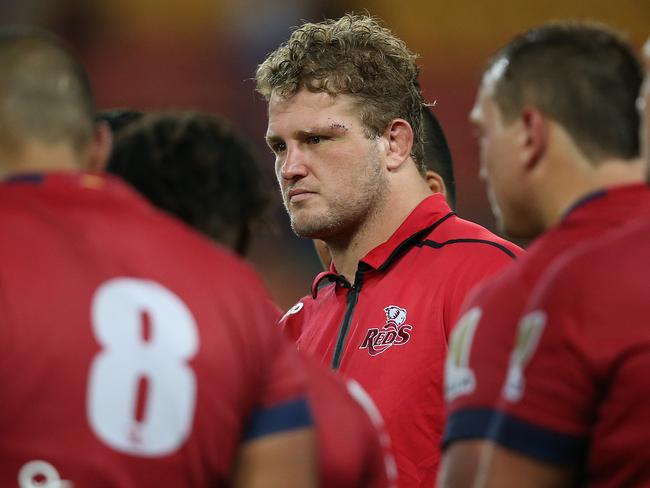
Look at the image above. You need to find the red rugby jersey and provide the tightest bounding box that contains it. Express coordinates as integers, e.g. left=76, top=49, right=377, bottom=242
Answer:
left=301, top=356, right=396, bottom=488
left=280, top=194, right=522, bottom=487
left=0, top=172, right=311, bottom=487
left=489, top=216, right=650, bottom=487
left=444, top=184, right=650, bottom=447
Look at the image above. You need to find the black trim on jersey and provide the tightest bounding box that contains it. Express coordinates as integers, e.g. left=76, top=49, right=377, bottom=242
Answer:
left=315, top=212, right=456, bottom=298
left=312, top=271, right=351, bottom=298
left=242, top=397, right=313, bottom=441
left=5, top=173, right=45, bottom=184
left=331, top=263, right=369, bottom=370
left=442, top=408, right=494, bottom=448
left=486, top=410, right=587, bottom=466
left=376, top=211, right=456, bottom=272
left=418, top=238, right=517, bottom=259
left=561, top=189, right=606, bottom=221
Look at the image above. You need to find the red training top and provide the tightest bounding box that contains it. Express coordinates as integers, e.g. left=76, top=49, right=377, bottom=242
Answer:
left=489, top=214, right=650, bottom=487
left=301, top=355, right=397, bottom=487
left=280, top=194, right=522, bottom=487
left=444, top=184, right=650, bottom=447
left=0, top=172, right=311, bottom=487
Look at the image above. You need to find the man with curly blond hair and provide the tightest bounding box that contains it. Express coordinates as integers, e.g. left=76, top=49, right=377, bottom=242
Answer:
left=257, top=14, right=522, bottom=486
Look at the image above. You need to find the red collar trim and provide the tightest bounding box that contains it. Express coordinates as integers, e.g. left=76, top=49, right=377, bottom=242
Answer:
left=361, top=194, right=453, bottom=269
left=310, top=194, right=454, bottom=297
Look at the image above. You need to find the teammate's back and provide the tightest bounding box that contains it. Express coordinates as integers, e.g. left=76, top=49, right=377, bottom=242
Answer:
left=0, top=27, right=315, bottom=488
left=0, top=172, right=313, bottom=486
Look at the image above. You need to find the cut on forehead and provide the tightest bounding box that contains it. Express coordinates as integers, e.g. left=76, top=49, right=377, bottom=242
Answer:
left=267, top=89, right=362, bottom=129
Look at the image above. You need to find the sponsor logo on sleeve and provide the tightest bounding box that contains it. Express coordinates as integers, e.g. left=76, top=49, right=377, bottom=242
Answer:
left=445, top=307, right=481, bottom=402
left=502, top=310, right=546, bottom=402
left=279, top=301, right=304, bottom=323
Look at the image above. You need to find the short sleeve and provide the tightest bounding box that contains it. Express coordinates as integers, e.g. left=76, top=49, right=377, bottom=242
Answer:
left=443, top=273, right=529, bottom=447
left=233, top=270, right=312, bottom=441
left=486, top=258, right=593, bottom=465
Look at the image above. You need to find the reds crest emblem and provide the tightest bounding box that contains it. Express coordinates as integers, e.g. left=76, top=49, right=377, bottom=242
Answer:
left=359, top=305, right=413, bottom=356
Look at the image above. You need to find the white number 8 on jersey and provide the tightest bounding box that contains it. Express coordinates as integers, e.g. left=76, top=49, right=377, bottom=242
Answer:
left=87, top=278, right=199, bottom=457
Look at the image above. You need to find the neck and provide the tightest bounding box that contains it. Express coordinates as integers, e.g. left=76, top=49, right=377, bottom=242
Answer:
left=327, top=172, right=432, bottom=283
left=541, top=156, right=646, bottom=229
left=0, top=140, right=85, bottom=180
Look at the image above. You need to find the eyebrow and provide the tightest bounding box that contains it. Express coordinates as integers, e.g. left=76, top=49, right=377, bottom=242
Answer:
left=265, top=124, right=350, bottom=145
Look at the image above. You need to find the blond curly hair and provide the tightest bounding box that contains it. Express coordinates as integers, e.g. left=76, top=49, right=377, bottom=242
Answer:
left=255, top=14, right=425, bottom=171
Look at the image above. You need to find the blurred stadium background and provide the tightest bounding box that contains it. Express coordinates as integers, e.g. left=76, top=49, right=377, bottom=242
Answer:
left=10, top=0, right=648, bottom=309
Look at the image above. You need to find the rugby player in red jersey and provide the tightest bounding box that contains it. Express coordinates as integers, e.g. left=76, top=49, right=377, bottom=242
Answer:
left=108, top=110, right=398, bottom=487
left=0, top=28, right=316, bottom=487
left=473, top=34, right=650, bottom=488
left=439, top=22, right=648, bottom=487
left=256, top=14, right=523, bottom=486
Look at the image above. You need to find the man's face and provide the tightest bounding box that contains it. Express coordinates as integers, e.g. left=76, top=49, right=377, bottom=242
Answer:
left=470, top=67, right=538, bottom=238
left=641, top=38, right=650, bottom=166
left=266, top=88, right=387, bottom=241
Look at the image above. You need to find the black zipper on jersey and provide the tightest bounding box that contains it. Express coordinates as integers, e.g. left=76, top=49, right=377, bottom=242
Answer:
left=331, top=269, right=366, bottom=370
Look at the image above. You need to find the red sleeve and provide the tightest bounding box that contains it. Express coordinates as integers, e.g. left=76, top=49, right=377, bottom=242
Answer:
left=235, top=270, right=312, bottom=440
left=443, top=272, right=529, bottom=447
left=487, top=255, right=594, bottom=465
left=345, top=379, right=398, bottom=488
left=301, top=356, right=396, bottom=488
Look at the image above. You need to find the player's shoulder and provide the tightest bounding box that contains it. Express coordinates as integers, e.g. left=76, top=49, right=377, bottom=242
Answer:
left=425, top=213, right=523, bottom=261
left=537, top=217, right=649, bottom=300
left=148, top=205, right=267, bottom=284
left=461, top=261, right=526, bottom=312
left=302, top=356, right=363, bottom=417
left=302, top=355, right=384, bottom=448
left=280, top=293, right=316, bottom=320
left=278, top=294, right=316, bottom=341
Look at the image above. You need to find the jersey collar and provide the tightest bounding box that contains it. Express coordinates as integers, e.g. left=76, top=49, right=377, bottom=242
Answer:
left=311, top=194, right=454, bottom=297
left=562, top=183, right=650, bottom=222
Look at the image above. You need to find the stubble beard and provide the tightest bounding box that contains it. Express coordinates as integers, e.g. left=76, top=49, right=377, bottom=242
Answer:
left=287, top=153, right=387, bottom=243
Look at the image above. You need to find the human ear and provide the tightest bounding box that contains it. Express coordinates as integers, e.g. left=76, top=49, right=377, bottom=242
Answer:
left=425, top=169, right=447, bottom=197
left=383, top=118, right=414, bottom=171
left=520, top=107, right=548, bottom=170
left=87, top=121, right=113, bottom=172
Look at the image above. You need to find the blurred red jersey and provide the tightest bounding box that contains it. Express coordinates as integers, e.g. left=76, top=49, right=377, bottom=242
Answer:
left=0, top=172, right=311, bottom=487
left=300, top=356, right=396, bottom=487
left=444, top=185, right=650, bottom=447
left=489, top=216, right=650, bottom=486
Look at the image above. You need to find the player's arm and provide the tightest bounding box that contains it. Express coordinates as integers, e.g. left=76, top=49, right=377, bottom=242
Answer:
left=475, top=442, right=575, bottom=488
left=440, top=290, right=514, bottom=488
left=438, top=440, right=484, bottom=488
left=233, top=426, right=317, bottom=488
left=475, top=260, right=591, bottom=487
left=238, top=291, right=317, bottom=487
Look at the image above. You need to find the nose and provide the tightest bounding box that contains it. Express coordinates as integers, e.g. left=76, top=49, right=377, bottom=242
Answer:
left=279, top=146, right=309, bottom=181
left=479, top=161, right=488, bottom=181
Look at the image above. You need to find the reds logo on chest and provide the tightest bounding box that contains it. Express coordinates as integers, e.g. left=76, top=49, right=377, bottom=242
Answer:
left=359, top=305, right=413, bottom=356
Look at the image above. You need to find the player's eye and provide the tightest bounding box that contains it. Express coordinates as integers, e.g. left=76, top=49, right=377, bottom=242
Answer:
left=305, top=135, right=322, bottom=145
left=271, top=142, right=286, bottom=154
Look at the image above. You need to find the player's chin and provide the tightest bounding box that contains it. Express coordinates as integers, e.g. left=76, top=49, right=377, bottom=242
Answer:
left=290, top=216, right=327, bottom=239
